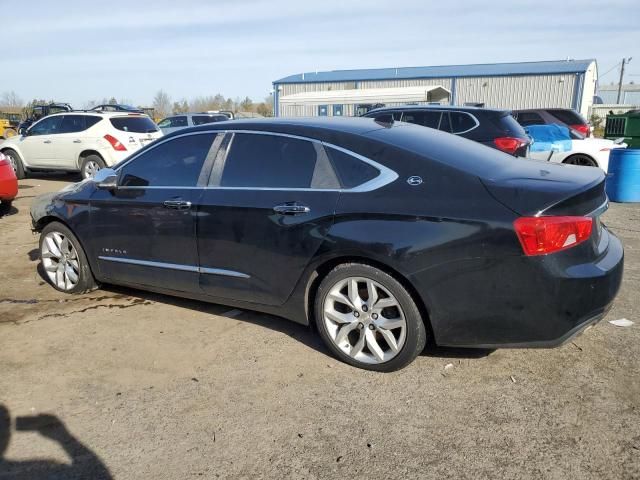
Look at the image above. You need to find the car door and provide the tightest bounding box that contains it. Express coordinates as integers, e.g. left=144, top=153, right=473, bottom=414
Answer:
left=197, top=131, right=341, bottom=306
left=51, top=115, right=97, bottom=168
left=18, top=116, right=64, bottom=167
left=88, top=132, right=218, bottom=293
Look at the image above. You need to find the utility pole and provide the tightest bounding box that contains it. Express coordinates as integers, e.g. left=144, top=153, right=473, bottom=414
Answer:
left=617, top=57, right=632, bottom=104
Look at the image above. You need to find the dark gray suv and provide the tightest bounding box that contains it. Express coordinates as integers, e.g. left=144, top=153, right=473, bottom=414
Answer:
left=363, top=105, right=531, bottom=157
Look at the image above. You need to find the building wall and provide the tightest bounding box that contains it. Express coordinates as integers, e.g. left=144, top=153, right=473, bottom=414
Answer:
left=454, top=74, right=577, bottom=110
left=276, top=70, right=592, bottom=117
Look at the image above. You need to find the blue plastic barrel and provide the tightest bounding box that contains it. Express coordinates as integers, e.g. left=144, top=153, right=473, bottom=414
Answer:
left=606, top=148, right=640, bottom=202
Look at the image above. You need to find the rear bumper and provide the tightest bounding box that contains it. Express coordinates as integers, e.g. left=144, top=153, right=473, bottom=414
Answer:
left=412, top=228, right=624, bottom=348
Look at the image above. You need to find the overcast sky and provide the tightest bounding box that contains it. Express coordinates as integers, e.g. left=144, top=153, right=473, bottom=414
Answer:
left=2, top=0, right=638, bottom=107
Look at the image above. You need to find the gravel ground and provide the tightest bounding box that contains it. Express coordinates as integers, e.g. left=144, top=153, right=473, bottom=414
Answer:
left=1, top=176, right=639, bottom=480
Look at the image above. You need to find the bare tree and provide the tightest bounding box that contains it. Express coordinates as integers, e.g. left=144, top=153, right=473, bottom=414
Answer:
left=0, top=91, right=24, bottom=109
left=152, top=90, right=172, bottom=118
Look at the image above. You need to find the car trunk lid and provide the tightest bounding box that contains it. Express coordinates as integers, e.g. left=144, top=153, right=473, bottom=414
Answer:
left=481, top=159, right=607, bottom=217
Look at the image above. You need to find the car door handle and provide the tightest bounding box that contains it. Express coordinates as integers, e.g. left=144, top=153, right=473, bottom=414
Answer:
left=163, top=200, right=192, bottom=210
left=73, top=139, right=82, bottom=143
left=43, top=140, right=52, bottom=144
left=273, top=203, right=311, bottom=215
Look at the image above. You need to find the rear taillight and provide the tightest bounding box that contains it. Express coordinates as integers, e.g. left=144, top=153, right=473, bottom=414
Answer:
left=514, top=216, right=593, bottom=256
left=570, top=124, right=590, bottom=136
left=104, top=134, right=127, bottom=151
left=494, top=137, right=528, bottom=155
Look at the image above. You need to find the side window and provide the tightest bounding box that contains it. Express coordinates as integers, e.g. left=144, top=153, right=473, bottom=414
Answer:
left=29, top=116, right=63, bottom=136
left=325, top=147, right=380, bottom=189
left=450, top=112, right=477, bottom=134
left=421, top=111, right=441, bottom=128
left=192, top=115, right=227, bottom=126
left=59, top=115, right=86, bottom=134
left=219, top=133, right=339, bottom=189
left=516, top=112, right=544, bottom=126
left=438, top=112, right=452, bottom=133
left=399, top=111, right=425, bottom=126
left=158, top=116, right=187, bottom=128
left=120, top=133, right=216, bottom=187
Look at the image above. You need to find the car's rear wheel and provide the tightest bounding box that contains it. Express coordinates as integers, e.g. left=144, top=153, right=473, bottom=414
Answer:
left=563, top=154, right=597, bottom=167
left=315, top=263, right=427, bottom=372
left=39, top=222, right=97, bottom=294
left=3, top=149, right=26, bottom=179
left=80, top=155, right=106, bottom=180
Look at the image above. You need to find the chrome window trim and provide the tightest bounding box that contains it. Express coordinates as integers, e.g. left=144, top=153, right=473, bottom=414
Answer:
left=398, top=109, right=479, bottom=135
left=114, top=129, right=398, bottom=193
left=98, top=256, right=250, bottom=278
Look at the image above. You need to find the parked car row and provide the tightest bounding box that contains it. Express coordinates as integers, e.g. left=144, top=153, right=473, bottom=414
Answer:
left=29, top=117, right=624, bottom=371
left=363, top=105, right=625, bottom=172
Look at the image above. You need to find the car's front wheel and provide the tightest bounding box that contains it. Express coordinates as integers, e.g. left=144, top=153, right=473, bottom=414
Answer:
left=39, top=221, right=97, bottom=293
left=315, top=263, right=427, bottom=372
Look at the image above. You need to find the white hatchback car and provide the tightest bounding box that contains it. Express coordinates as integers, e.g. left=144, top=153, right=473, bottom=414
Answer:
left=0, top=112, right=163, bottom=179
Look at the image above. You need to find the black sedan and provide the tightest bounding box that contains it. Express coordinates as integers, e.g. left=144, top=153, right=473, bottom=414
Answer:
left=31, top=118, right=623, bottom=371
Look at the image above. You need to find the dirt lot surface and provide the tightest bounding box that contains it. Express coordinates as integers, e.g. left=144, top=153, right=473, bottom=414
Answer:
left=1, top=176, right=639, bottom=479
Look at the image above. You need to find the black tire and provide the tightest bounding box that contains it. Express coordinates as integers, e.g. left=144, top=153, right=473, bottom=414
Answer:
left=4, top=149, right=26, bottom=179
left=314, top=263, right=427, bottom=372
left=39, top=221, right=98, bottom=294
left=80, top=154, right=106, bottom=180
left=563, top=154, right=597, bottom=167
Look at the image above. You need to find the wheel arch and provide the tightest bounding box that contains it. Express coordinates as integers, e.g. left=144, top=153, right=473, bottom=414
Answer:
left=303, top=255, right=435, bottom=341
left=562, top=153, right=598, bottom=167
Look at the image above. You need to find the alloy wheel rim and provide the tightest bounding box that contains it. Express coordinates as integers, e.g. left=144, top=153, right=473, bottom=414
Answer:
left=84, top=160, right=100, bottom=178
left=41, top=231, right=80, bottom=290
left=323, top=276, right=407, bottom=364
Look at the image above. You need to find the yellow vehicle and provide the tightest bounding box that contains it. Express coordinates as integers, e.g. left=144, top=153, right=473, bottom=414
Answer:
left=0, top=112, right=20, bottom=139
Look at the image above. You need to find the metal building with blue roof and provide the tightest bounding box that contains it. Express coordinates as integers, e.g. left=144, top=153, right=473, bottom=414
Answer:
left=272, top=59, right=597, bottom=118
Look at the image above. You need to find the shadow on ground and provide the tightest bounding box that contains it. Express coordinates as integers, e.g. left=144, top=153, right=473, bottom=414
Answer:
left=100, top=285, right=493, bottom=362
left=0, top=404, right=112, bottom=479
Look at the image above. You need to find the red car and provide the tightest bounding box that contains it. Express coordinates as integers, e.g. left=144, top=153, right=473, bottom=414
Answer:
left=0, top=152, right=18, bottom=208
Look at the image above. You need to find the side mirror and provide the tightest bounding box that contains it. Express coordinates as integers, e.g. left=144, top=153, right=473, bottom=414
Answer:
left=93, top=168, right=118, bottom=190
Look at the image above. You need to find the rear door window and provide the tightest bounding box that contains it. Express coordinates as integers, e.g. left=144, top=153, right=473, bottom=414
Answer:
left=59, top=115, right=86, bottom=133
left=219, top=133, right=339, bottom=189
left=119, top=133, right=216, bottom=187
left=111, top=116, right=159, bottom=133
left=449, top=112, right=477, bottom=133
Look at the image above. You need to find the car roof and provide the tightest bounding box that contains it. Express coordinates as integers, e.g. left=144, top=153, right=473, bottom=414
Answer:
left=365, top=105, right=508, bottom=115
left=178, top=117, right=391, bottom=136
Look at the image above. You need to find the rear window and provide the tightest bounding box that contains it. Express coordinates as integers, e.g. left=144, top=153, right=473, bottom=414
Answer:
left=110, top=116, right=159, bottom=133
left=192, top=115, right=228, bottom=126
left=492, top=112, right=528, bottom=137
left=515, top=111, right=545, bottom=126
left=548, top=109, right=587, bottom=125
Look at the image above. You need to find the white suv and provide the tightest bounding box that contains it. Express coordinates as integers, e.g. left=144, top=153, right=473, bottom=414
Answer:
left=0, top=112, right=163, bottom=179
